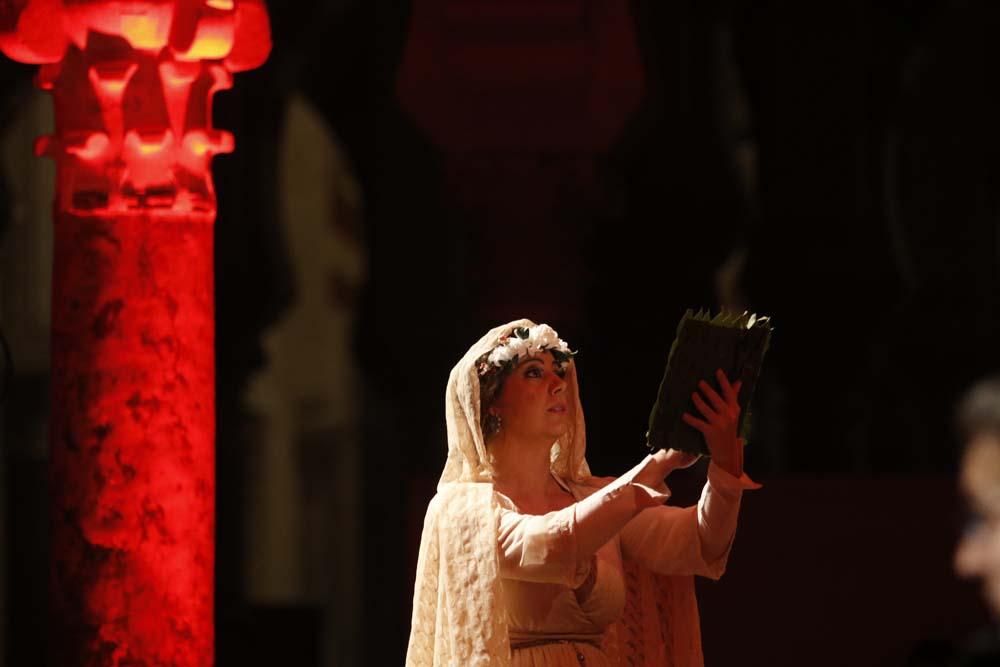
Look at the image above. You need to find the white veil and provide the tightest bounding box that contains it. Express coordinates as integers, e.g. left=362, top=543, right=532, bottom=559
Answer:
left=438, top=318, right=591, bottom=487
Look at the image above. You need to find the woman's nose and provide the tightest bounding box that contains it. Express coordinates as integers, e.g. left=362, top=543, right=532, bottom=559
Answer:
left=550, top=374, right=566, bottom=394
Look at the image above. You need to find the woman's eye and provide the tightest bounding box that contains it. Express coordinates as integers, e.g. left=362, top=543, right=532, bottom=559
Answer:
left=525, top=367, right=543, bottom=378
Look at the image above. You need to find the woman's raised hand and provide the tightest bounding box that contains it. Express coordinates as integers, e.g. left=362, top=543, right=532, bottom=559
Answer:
left=656, top=448, right=701, bottom=472
left=637, top=448, right=700, bottom=482
left=682, top=369, right=744, bottom=477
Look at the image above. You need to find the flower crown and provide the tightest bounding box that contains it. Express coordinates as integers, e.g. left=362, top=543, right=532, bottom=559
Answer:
left=477, top=324, right=576, bottom=377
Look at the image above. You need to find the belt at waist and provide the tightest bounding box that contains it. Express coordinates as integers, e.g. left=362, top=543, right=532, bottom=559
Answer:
left=509, top=635, right=602, bottom=651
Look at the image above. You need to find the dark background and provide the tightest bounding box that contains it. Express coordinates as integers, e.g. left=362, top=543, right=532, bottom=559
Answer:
left=2, top=0, right=999, bottom=665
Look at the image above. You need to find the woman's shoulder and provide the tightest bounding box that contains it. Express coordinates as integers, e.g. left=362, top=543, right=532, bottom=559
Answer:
left=426, top=482, right=501, bottom=517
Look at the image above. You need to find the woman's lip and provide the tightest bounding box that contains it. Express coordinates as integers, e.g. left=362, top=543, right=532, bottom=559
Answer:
left=548, top=405, right=567, bottom=413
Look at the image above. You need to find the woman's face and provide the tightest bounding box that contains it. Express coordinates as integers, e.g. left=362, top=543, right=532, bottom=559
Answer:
left=955, top=435, right=1000, bottom=616
left=488, top=352, right=571, bottom=444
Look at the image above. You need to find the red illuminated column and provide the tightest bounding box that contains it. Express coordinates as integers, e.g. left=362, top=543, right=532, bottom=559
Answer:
left=0, top=2, right=270, bottom=664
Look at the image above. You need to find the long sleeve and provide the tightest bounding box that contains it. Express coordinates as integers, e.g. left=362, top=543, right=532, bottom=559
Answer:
left=495, top=456, right=670, bottom=587
left=619, top=462, right=759, bottom=580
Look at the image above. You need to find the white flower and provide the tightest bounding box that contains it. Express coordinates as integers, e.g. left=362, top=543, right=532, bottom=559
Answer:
left=509, top=336, right=532, bottom=356
left=484, top=323, right=574, bottom=371
left=488, top=345, right=516, bottom=365
left=528, top=325, right=550, bottom=346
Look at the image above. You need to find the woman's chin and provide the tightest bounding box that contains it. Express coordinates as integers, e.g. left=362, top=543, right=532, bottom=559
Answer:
left=541, top=414, right=570, bottom=438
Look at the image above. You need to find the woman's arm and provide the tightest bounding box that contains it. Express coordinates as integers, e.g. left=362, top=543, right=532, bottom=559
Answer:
left=497, top=369, right=759, bottom=585
left=495, top=454, right=673, bottom=587
left=621, top=370, right=761, bottom=578
left=619, top=460, right=758, bottom=579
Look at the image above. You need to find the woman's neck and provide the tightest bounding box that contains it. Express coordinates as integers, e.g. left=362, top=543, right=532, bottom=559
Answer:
left=489, top=433, right=562, bottom=506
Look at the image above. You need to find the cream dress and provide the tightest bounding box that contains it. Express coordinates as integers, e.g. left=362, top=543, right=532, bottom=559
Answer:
left=496, top=466, right=752, bottom=667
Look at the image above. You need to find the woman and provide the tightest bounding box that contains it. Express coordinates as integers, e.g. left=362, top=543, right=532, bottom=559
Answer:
left=406, top=319, right=759, bottom=666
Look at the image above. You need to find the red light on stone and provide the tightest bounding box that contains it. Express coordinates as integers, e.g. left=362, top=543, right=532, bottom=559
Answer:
left=120, top=13, right=172, bottom=50
left=0, top=2, right=270, bottom=665
left=64, top=132, right=110, bottom=161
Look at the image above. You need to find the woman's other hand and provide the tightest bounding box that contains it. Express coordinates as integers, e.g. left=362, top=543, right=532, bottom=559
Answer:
left=638, top=448, right=696, bottom=482
left=682, top=369, right=744, bottom=477
left=668, top=447, right=700, bottom=469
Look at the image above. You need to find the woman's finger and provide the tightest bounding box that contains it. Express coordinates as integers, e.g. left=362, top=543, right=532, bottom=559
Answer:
left=698, top=380, right=727, bottom=414
left=682, top=412, right=710, bottom=433
left=691, top=391, right=719, bottom=422
left=717, top=369, right=738, bottom=404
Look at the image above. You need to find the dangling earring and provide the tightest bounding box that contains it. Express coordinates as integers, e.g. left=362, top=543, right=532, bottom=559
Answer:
left=484, top=412, right=502, bottom=437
